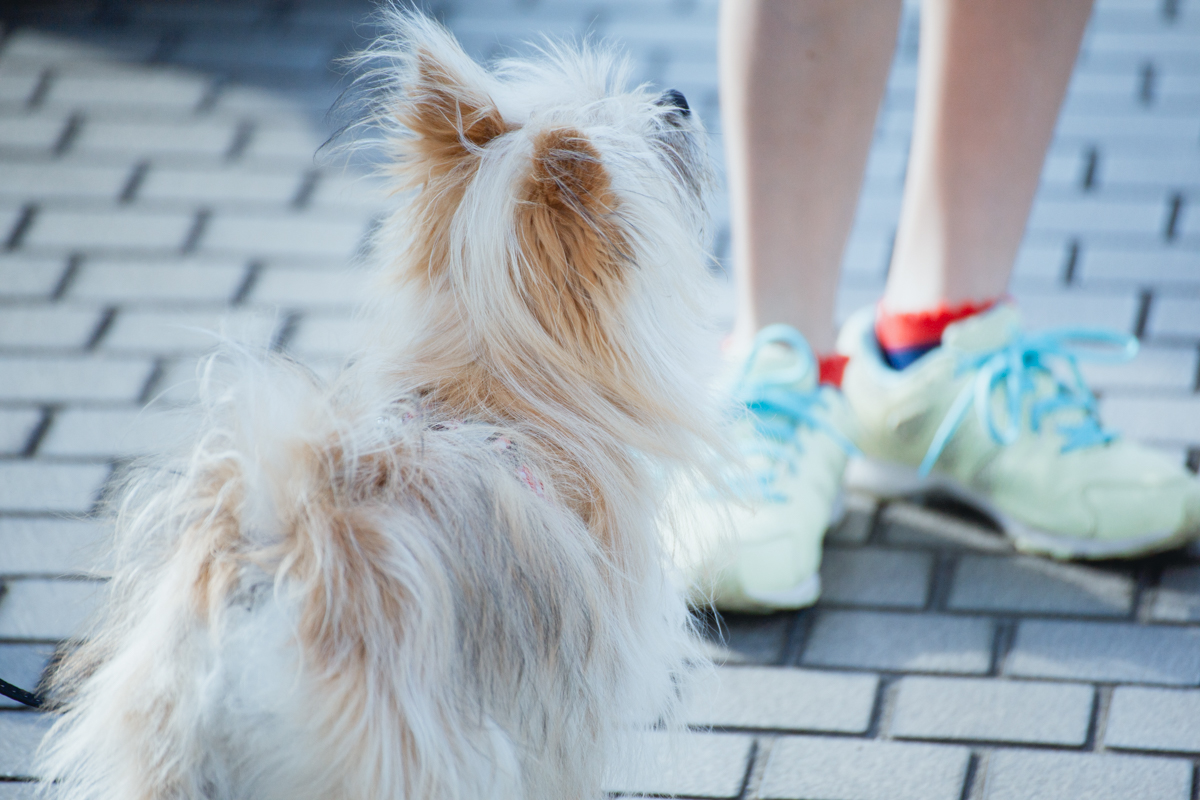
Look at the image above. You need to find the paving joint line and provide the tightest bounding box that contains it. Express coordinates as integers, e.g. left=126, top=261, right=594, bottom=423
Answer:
left=987, top=617, right=1017, bottom=676
left=958, top=751, right=983, bottom=800
left=136, top=358, right=169, bottom=406
left=1165, top=192, right=1185, bottom=241
left=1061, top=239, right=1081, bottom=285
left=52, top=112, right=83, bottom=157
left=779, top=609, right=811, bottom=666
left=26, top=66, right=54, bottom=109
left=738, top=736, right=771, bottom=800
left=924, top=551, right=958, bottom=611
left=863, top=675, right=898, bottom=740
left=119, top=160, right=151, bottom=204
left=85, top=307, right=119, bottom=351
left=21, top=406, right=57, bottom=458
left=1084, top=684, right=1114, bottom=752
left=1134, top=288, right=1153, bottom=339
left=4, top=204, right=37, bottom=251
left=182, top=208, right=212, bottom=254
left=270, top=310, right=303, bottom=352
left=232, top=260, right=264, bottom=306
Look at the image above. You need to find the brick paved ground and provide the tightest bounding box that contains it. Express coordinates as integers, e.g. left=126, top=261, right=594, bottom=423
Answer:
left=1, top=0, right=1199, bottom=798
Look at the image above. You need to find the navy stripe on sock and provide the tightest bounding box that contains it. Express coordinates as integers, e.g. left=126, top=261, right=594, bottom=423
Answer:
left=881, top=342, right=936, bottom=369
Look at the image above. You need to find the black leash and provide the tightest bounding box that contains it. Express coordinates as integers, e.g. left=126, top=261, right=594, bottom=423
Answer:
left=0, top=677, right=43, bottom=709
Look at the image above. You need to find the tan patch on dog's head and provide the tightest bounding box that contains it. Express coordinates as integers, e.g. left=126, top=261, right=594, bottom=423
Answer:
left=397, top=50, right=509, bottom=183
left=516, top=128, right=629, bottom=360
left=391, top=49, right=511, bottom=287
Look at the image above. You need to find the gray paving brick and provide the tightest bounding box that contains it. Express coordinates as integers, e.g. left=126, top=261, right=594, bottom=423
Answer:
left=0, top=356, right=153, bottom=402
left=948, top=555, right=1135, bottom=617
left=980, top=749, right=1192, bottom=800
left=69, top=260, right=247, bottom=304
left=701, top=613, right=792, bottom=666
left=890, top=676, right=1094, bottom=745
left=0, top=68, right=39, bottom=106
left=0, top=578, right=103, bottom=640
left=1080, top=247, right=1200, bottom=288
left=0, top=644, right=55, bottom=709
left=1013, top=290, right=1139, bottom=333
left=305, top=172, right=390, bottom=215
left=250, top=265, right=369, bottom=308
left=1148, top=296, right=1200, bottom=340
left=1012, top=241, right=1068, bottom=283
left=0, top=205, right=19, bottom=243
left=0, top=255, right=67, bottom=299
left=760, top=736, right=970, bottom=800
left=0, top=518, right=108, bottom=577
left=213, top=85, right=329, bottom=122
left=0, top=29, right=156, bottom=67
left=0, top=307, right=103, bottom=349
left=204, top=217, right=367, bottom=261
left=72, top=119, right=237, bottom=158
left=801, top=611, right=994, bottom=674
left=241, top=125, right=327, bottom=162
left=685, top=667, right=878, bottom=733
left=1151, top=566, right=1200, bottom=623
left=824, top=492, right=875, bottom=546
left=878, top=502, right=1010, bottom=553
left=1054, top=110, right=1200, bottom=142
left=138, top=166, right=306, bottom=206
left=1006, top=620, right=1200, bottom=685
left=1100, top=156, right=1200, bottom=189
left=1078, top=345, right=1197, bottom=392
left=0, top=462, right=109, bottom=514
left=0, top=713, right=53, bottom=779
left=0, top=115, right=68, bottom=152
left=0, top=162, right=130, bottom=201
left=1101, top=393, right=1200, bottom=444
left=818, top=548, right=932, bottom=609
left=0, top=409, right=40, bottom=455
left=100, top=309, right=280, bottom=354
left=45, top=70, right=208, bottom=111
left=605, top=731, right=752, bottom=798
left=1105, top=686, right=1200, bottom=753
left=23, top=209, right=194, bottom=252
left=145, top=357, right=207, bottom=406
left=40, top=407, right=195, bottom=459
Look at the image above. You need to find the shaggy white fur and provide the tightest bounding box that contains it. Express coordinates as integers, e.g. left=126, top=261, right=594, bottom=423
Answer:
left=37, top=10, right=727, bottom=800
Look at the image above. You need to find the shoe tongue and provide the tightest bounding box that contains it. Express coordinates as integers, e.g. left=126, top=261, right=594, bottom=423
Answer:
left=745, top=342, right=818, bottom=391
left=941, top=303, right=1021, bottom=355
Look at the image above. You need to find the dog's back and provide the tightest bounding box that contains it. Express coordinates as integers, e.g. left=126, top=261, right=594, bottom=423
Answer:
left=38, top=10, right=721, bottom=800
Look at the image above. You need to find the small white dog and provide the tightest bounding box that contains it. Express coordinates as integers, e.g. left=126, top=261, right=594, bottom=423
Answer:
left=38, top=10, right=724, bottom=800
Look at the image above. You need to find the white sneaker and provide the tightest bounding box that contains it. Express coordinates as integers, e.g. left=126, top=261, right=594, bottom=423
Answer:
left=838, top=304, right=1200, bottom=559
left=673, top=325, right=854, bottom=612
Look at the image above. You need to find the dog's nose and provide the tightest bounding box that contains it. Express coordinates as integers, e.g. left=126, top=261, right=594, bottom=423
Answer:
left=656, top=89, right=690, bottom=117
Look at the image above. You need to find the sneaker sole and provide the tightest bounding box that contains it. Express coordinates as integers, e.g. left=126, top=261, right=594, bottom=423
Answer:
left=845, top=457, right=1194, bottom=560
left=741, top=573, right=823, bottom=610
left=712, top=492, right=845, bottom=613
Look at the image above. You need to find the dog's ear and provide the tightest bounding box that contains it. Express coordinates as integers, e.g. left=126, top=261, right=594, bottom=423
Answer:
left=399, top=45, right=509, bottom=179
left=516, top=129, right=629, bottom=355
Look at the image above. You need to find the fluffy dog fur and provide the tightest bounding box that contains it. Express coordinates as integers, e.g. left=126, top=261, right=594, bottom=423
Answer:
left=37, top=11, right=724, bottom=800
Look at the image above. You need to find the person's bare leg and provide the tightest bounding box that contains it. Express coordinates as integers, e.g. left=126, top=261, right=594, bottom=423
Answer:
left=883, top=0, right=1094, bottom=312
left=723, top=0, right=901, bottom=354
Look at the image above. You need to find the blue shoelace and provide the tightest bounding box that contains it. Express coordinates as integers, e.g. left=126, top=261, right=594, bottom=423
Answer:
left=731, top=324, right=856, bottom=501
left=918, top=327, right=1139, bottom=477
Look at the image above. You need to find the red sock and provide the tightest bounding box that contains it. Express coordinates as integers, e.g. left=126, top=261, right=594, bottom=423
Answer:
left=818, top=353, right=849, bottom=388
left=875, top=298, right=1000, bottom=369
